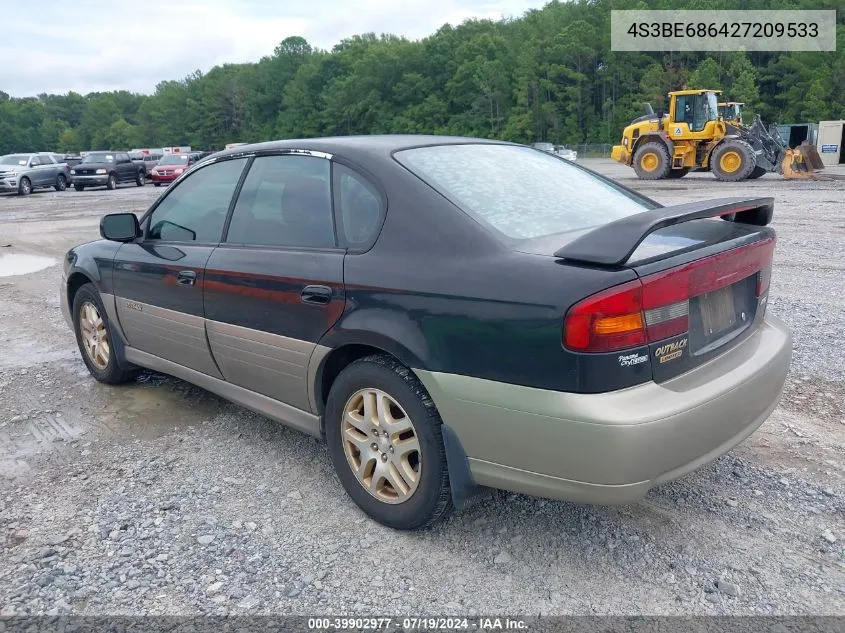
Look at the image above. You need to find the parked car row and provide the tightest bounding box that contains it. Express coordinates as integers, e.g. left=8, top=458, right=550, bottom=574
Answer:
left=0, top=149, right=211, bottom=195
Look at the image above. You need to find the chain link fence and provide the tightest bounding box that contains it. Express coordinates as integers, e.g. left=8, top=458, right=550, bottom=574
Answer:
left=573, top=143, right=614, bottom=158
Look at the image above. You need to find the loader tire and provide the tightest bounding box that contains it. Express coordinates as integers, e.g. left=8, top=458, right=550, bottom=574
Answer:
left=747, top=166, right=767, bottom=179
left=711, top=140, right=756, bottom=182
left=633, top=142, right=671, bottom=180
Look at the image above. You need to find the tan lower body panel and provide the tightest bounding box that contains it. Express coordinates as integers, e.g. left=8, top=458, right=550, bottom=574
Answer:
left=116, top=298, right=223, bottom=379
left=205, top=319, right=313, bottom=412
left=414, top=314, right=792, bottom=501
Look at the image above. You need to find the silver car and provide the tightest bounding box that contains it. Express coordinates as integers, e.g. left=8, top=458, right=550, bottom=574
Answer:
left=0, top=153, right=71, bottom=195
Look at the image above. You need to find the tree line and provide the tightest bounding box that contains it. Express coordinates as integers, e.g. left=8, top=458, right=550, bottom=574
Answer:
left=1, top=0, right=843, bottom=155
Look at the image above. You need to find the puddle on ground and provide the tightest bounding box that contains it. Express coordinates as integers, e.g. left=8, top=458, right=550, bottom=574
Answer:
left=0, top=372, right=221, bottom=480
left=93, top=373, right=222, bottom=440
left=0, top=253, right=56, bottom=277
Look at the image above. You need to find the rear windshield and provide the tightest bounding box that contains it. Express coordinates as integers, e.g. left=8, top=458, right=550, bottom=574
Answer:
left=394, top=144, right=656, bottom=240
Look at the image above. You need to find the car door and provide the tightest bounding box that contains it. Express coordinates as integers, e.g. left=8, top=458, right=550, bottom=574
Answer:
left=115, top=153, right=132, bottom=182
left=110, top=156, right=250, bottom=376
left=28, top=155, right=49, bottom=187
left=202, top=152, right=345, bottom=412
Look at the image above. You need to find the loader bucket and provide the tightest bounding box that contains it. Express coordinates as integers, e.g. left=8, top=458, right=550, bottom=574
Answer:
left=782, top=142, right=825, bottom=179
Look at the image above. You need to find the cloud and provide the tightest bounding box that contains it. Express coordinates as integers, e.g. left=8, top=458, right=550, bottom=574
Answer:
left=0, top=0, right=545, bottom=97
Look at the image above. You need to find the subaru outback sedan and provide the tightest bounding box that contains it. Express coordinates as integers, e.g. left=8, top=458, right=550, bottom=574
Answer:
left=61, top=136, right=792, bottom=530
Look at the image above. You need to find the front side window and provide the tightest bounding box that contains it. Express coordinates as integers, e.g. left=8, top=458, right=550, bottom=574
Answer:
left=394, top=144, right=655, bottom=241
left=147, top=157, right=248, bottom=243
left=225, top=154, right=335, bottom=248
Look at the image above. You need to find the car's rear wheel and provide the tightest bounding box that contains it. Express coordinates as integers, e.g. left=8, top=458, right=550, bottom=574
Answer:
left=72, top=283, right=138, bottom=384
left=136, top=171, right=145, bottom=186
left=325, top=355, right=453, bottom=530
left=106, top=174, right=117, bottom=190
left=55, top=174, right=68, bottom=191
left=18, top=177, right=32, bottom=196
left=74, top=184, right=85, bottom=191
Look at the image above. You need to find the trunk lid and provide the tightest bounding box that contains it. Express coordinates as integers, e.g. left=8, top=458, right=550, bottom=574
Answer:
left=553, top=197, right=776, bottom=383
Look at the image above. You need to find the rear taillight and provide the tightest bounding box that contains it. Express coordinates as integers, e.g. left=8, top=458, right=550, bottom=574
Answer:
left=563, top=237, right=775, bottom=353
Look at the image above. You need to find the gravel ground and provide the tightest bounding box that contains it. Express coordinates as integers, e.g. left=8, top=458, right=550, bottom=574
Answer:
left=0, top=166, right=843, bottom=617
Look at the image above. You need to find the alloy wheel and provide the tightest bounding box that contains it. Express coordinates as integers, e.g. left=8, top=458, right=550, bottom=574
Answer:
left=341, top=388, right=422, bottom=504
left=79, top=301, right=110, bottom=370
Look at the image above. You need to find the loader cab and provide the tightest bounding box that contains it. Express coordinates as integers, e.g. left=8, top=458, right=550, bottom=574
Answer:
left=719, top=102, right=744, bottom=126
left=668, top=90, right=721, bottom=135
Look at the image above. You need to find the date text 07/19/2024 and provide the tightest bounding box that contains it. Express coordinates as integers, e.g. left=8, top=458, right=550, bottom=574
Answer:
left=307, top=617, right=529, bottom=631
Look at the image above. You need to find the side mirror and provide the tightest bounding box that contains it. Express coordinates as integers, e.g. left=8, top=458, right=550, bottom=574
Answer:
left=100, top=213, right=141, bottom=242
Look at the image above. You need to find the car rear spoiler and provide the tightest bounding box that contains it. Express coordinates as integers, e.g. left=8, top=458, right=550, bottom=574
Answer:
left=554, top=197, right=774, bottom=266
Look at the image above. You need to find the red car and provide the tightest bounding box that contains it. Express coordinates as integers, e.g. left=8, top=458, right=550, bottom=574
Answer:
left=148, top=153, right=200, bottom=186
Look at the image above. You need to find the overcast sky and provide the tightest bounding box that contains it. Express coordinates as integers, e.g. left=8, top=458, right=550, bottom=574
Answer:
left=1, top=0, right=547, bottom=98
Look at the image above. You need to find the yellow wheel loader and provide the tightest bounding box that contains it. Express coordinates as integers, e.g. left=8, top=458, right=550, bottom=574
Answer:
left=612, top=89, right=827, bottom=181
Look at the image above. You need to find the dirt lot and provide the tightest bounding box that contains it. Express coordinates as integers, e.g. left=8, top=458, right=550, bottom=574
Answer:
left=0, top=164, right=843, bottom=616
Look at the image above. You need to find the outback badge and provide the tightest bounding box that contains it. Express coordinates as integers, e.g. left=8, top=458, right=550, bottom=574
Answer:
left=655, top=337, right=687, bottom=364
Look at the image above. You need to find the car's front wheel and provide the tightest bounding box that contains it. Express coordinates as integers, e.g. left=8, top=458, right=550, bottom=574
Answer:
left=74, top=184, right=85, bottom=191
left=136, top=171, right=145, bottom=186
left=72, top=283, right=138, bottom=384
left=18, top=177, right=32, bottom=196
left=55, top=174, right=68, bottom=191
left=325, top=355, right=453, bottom=530
left=106, top=174, right=117, bottom=190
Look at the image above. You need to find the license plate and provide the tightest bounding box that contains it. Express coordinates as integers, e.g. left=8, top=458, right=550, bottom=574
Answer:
left=699, top=286, right=737, bottom=336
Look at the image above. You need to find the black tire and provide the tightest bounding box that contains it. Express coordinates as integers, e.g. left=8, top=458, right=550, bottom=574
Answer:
left=72, top=283, right=138, bottom=385
left=324, top=354, right=453, bottom=530
left=711, top=139, right=756, bottom=182
left=747, top=166, right=768, bottom=179
left=666, top=168, right=690, bottom=179
left=633, top=141, right=671, bottom=180
left=55, top=174, right=68, bottom=191
left=106, top=173, right=117, bottom=190
left=154, top=182, right=161, bottom=187
left=136, top=171, right=145, bottom=186
left=74, top=184, right=85, bottom=192
left=18, top=177, right=32, bottom=196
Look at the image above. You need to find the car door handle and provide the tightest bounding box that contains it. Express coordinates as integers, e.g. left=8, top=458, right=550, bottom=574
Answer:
left=177, top=270, right=196, bottom=286
left=301, top=285, right=332, bottom=305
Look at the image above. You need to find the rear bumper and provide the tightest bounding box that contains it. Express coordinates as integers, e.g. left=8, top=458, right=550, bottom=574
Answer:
left=414, top=313, right=792, bottom=504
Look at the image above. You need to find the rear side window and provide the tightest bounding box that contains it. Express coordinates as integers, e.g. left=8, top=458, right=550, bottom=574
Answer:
left=225, top=155, right=335, bottom=248
left=147, top=157, right=248, bottom=242
left=394, top=144, right=655, bottom=240
left=334, top=163, right=383, bottom=248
